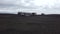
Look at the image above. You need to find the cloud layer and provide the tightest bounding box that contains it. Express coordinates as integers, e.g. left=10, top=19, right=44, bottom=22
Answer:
left=0, top=0, right=60, bottom=14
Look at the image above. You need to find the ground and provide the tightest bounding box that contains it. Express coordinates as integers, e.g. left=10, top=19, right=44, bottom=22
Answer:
left=0, top=14, right=60, bottom=34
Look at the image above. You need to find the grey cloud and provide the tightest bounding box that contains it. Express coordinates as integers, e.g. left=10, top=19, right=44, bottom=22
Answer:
left=0, top=0, right=38, bottom=9
left=0, top=0, right=60, bottom=14
left=0, top=0, right=16, bottom=4
left=0, top=0, right=18, bottom=9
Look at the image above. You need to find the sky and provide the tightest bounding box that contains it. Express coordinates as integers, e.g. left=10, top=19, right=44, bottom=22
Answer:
left=0, top=0, right=60, bottom=14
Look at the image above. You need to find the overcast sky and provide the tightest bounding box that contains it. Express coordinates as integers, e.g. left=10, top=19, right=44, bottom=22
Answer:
left=0, top=0, right=60, bottom=14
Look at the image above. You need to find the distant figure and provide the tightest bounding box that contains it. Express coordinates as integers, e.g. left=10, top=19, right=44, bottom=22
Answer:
left=32, top=13, right=36, bottom=16
left=18, top=12, right=37, bottom=16
left=24, top=13, right=31, bottom=16
left=22, top=13, right=25, bottom=16
left=18, top=12, right=22, bottom=16
left=41, top=13, right=45, bottom=15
